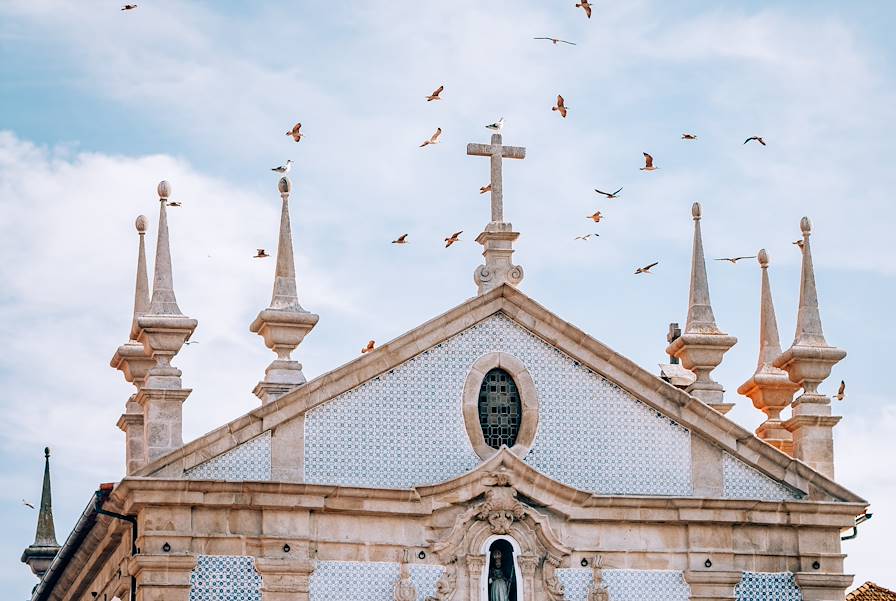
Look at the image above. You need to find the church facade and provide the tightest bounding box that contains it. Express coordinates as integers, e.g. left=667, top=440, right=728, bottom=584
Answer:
left=22, top=135, right=867, bottom=601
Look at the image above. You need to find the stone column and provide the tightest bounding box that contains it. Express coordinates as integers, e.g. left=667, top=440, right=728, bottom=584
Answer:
left=794, top=573, right=854, bottom=601
left=684, top=570, right=740, bottom=601
left=130, top=554, right=196, bottom=601
left=518, top=554, right=538, bottom=601
left=466, top=554, right=486, bottom=600
left=256, top=558, right=315, bottom=601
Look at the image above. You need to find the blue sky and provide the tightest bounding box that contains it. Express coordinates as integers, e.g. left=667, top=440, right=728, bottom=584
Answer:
left=2, top=0, right=895, bottom=595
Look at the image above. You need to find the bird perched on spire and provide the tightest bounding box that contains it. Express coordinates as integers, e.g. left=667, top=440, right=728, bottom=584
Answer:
left=485, top=118, right=504, bottom=131
left=271, top=160, right=293, bottom=174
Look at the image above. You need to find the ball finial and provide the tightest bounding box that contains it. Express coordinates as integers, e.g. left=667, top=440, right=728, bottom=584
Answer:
left=278, top=176, right=291, bottom=195
left=135, top=215, right=148, bottom=233
left=44, top=447, right=50, bottom=459
left=758, top=248, right=769, bottom=267
left=691, top=202, right=702, bottom=219
left=157, top=180, right=171, bottom=200
left=800, top=216, right=812, bottom=234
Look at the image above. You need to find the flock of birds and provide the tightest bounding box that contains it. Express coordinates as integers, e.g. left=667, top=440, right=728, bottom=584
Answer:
left=116, top=0, right=849, bottom=403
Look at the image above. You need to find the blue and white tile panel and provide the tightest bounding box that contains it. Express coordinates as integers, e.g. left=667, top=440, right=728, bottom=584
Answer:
left=556, top=568, right=691, bottom=601
left=184, top=432, right=272, bottom=481
left=309, top=561, right=443, bottom=601
left=188, top=555, right=262, bottom=601
left=735, top=571, right=802, bottom=601
left=722, top=453, right=805, bottom=501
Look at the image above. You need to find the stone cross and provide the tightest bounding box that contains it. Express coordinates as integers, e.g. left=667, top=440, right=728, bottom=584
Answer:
left=467, top=133, right=526, bottom=223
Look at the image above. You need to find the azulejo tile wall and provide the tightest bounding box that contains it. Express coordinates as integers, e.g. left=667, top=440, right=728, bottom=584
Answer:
left=305, top=312, right=692, bottom=495
left=722, top=453, right=804, bottom=501
left=309, top=561, right=443, bottom=601
left=184, top=432, right=272, bottom=481
left=188, top=555, right=262, bottom=601
left=735, top=571, right=802, bottom=601
left=556, top=568, right=691, bottom=601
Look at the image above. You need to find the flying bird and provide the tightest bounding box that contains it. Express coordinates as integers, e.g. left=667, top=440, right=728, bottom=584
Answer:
left=425, top=85, right=444, bottom=101
left=640, top=152, right=657, bottom=171
left=361, top=340, right=376, bottom=354
left=793, top=239, right=805, bottom=249
left=254, top=249, right=270, bottom=259
left=534, top=37, right=576, bottom=45
left=486, top=118, right=504, bottom=131
left=479, top=184, right=492, bottom=194
left=575, top=234, right=599, bottom=240
left=22, top=500, right=34, bottom=509
left=420, top=128, right=442, bottom=147
left=271, top=160, right=293, bottom=174
left=444, top=231, right=462, bottom=247
left=635, top=261, right=659, bottom=275
left=166, top=201, right=182, bottom=207
left=185, top=340, right=199, bottom=345
left=552, top=95, right=568, bottom=118
left=392, top=234, right=409, bottom=244
left=681, top=133, right=697, bottom=140
left=594, top=187, right=622, bottom=199
left=744, top=136, right=766, bottom=146
left=286, top=122, right=303, bottom=142
left=121, top=4, right=137, bottom=10
left=835, top=380, right=846, bottom=401
left=715, top=256, right=756, bottom=264
left=576, top=0, right=592, bottom=19
left=586, top=211, right=603, bottom=223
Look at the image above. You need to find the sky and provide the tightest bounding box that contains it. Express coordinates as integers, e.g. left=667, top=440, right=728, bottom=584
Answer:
left=1, top=0, right=894, bottom=595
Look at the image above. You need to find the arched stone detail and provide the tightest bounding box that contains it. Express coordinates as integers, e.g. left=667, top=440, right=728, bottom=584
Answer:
left=429, top=473, right=570, bottom=601
left=462, top=352, right=540, bottom=460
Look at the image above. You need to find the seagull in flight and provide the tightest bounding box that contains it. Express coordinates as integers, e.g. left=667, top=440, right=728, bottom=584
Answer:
left=286, top=123, right=303, bottom=142
left=254, top=249, right=270, bottom=259
left=22, top=499, right=35, bottom=509
left=271, top=160, right=293, bottom=174
left=681, top=133, right=697, bottom=140
left=715, top=256, right=756, bottom=264
left=392, top=234, right=409, bottom=244
left=486, top=118, right=504, bottom=131
left=835, top=380, right=846, bottom=401
left=479, top=184, right=491, bottom=194
left=575, top=0, right=592, bottom=19
left=425, top=85, right=444, bottom=101
left=121, top=4, right=137, bottom=10
left=552, top=95, right=568, bottom=118
left=534, top=37, right=576, bottom=46
left=361, top=340, right=376, bottom=354
left=744, top=136, right=766, bottom=146
left=595, top=187, right=622, bottom=199
left=635, top=261, right=659, bottom=275
left=640, top=152, right=657, bottom=171
left=793, top=239, right=805, bottom=249
left=420, top=128, right=442, bottom=147
left=444, top=231, right=463, bottom=247
left=575, top=234, right=599, bottom=240
left=586, top=211, right=603, bottom=223
left=166, top=201, right=182, bottom=207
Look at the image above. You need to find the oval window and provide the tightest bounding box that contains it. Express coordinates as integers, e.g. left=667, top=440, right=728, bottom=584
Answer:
left=478, top=368, right=522, bottom=450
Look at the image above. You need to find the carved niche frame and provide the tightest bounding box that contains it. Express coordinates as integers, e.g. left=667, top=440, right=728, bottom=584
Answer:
left=462, top=352, right=540, bottom=461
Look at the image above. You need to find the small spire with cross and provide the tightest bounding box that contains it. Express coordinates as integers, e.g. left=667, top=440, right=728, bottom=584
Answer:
left=466, top=133, right=526, bottom=294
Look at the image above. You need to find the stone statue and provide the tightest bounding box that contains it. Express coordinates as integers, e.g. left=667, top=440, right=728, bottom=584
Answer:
left=488, top=549, right=514, bottom=601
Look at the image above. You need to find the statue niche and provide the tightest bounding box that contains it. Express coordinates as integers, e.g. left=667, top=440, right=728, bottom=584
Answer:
left=486, top=539, right=517, bottom=601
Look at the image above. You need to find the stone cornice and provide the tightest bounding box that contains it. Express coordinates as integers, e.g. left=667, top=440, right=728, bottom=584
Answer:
left=132, top=285, right=865, bottom=506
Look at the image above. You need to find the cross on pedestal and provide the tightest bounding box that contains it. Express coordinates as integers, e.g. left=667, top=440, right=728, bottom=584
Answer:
left=467, top=133, right=526, bottom=223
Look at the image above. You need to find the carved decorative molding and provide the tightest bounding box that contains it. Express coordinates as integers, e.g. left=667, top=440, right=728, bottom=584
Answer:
left=475, top=487, right=526, bottom=535
left=542, top=554, right=566, bottom=601
left=394, top=550, right=418, bottom=601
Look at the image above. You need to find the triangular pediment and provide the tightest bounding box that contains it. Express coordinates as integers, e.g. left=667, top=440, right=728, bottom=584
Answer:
left=136, top=285, right=863, bottom=505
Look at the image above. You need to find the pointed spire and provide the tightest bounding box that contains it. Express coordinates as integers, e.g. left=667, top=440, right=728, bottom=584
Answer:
left=130, top=215, right=150, bottom=340
left=774, top=217, right=846, bottom=478
left=147, top=181, right=182, bottom=316
left=250, top=177, right=319, bottom=404
left=792, top=217, right=827, bottom=347
left=685, top=202, right=720, bottom=334
left=665, top=203, right=737, bottom=413
left=737, top=250, right=798, bottom=454
left=21, top=447, right=60, bottom=580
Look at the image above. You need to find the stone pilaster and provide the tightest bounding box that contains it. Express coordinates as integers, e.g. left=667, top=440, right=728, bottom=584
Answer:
left=684, top=570, right=740, bottom=600
left=737, top=250, right=798, bottom=454
left=793, top=572, right=854, bottom=601
left=250, top=177, right=318, bottom=404
left=774, top=218, right=845, bottom=479
left=466, top=554, right=486, bottom=601
left=129, top=554, right=196, bottom=601
left=474, top=222, right=524, bottom=295
left=256, top=558, right=315, bottom=601
left=518, top=554, right=538, bottom=601
left=666, top=203, right=736, bottom=414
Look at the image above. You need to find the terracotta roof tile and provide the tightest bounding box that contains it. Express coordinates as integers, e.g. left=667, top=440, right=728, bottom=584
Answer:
left=848, top=582, right=896, bottom=601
